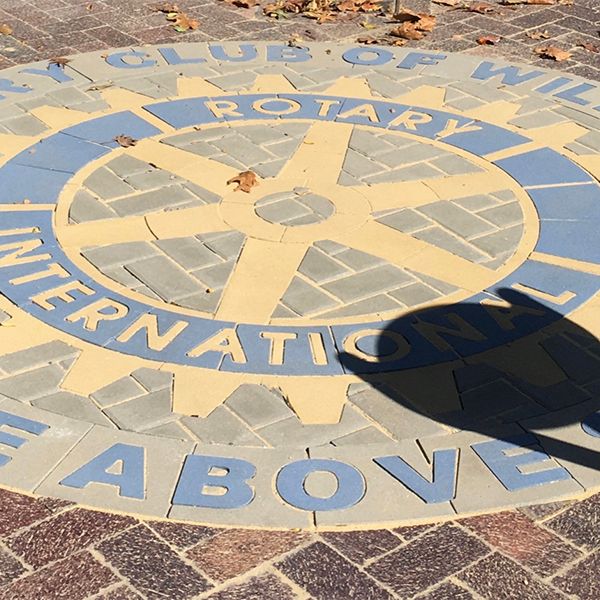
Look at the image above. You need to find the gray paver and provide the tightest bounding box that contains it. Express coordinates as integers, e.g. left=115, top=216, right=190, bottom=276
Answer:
left=110, top=186, right=199, bottom=217
left=323, top=265, right=413, bottom=303
left=298, top=247, right=350, bottom=284
left=0, top=341, right=78, bottom=374
left=32, top=392, right=115, bottom=427
left=224, top=384, right=292, bottom=428
left=279, top=277, right=338, bottom=316
left=350, top=386, right=447, bottom=440
left=131, top=368, right=172, bottom=392
left=256, top=405, right=369, bottom=447
left=104, top=389, right=174, bottom=432
left=0, top=364, right=65, bottom=402
left=125, top=255, right=205, bottom=302
left=91, top=376, right=146, bottom=408
left=419, top=202, right=496, bottom=239
left=181, top=407, right=265, bottom=446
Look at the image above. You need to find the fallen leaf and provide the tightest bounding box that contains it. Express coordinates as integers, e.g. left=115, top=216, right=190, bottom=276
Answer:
left=432, top=0, right=459, bottom=5
left=166, top=11, right=199, bottom=31
left=477, top=34, right=501, bottom=45
left=534, top=45, right=572, bottom=61
left=230, top=0, right=260, bottom=6
left=579, top=41, right=600, bottom=53
left=360, top=19, right=377, bottom=29
left=501, top=0, right=555, bottom=4
left=526, top=29, right=550, bottom=40
left=49, top=56, right=71, bottom=67
left=0, top=24, right=12, bottom=35
left=114, top=135, right=138, bottom=148
left=227, top=171, right=259, bottom=193
left=287, top=34, right=306, bottom=47
left=152, top=2, right=180, bottom=12
left=391, top=22, right=424, bottom=40
left=357, top=35, right=407, bottom=46
left=467, top=1, right=496, bottom=12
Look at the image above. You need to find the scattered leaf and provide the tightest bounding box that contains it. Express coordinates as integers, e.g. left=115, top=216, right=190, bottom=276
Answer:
left=467, top=2, right=496, bottom=13
left=152, top=2, right=180, bottom=12
left=501, top=0, right=555, bottom=4
left=0, top=24, right=12, bottom=36
left=391, top=22, right=424, bottom=40
left=432, top=0, right=459, bottom=5
left=526, top=29, right=550, bottom=40
left=534, top=45, right=572, bottom=61
left=287, top=34, right=306, bottom=47
left=391, top=8, right=435, bottom=39
left=114, top=135, right=138, bottom=148
left=477, top=34, right=501, bottom=45
left=357, top=35, right=407, bottom=46
left=166, top=11, right=199, bottom=31
left=229, top=0, right=260, bottom=7
left=49, top=56, right=71, bottom=68
left=360, top=19, right=377, bottom=29
left=227, top=170, right=259, bottom=193
left=579, top=41, right=600, bottom=53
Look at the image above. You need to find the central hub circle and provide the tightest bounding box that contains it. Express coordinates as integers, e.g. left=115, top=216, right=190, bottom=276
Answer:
left=254, top=188, right=335, bottom=226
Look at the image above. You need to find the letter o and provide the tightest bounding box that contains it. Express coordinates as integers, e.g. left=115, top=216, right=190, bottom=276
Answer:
left=343, top=328, right=410, bottom=363
left=276, top=458, right=365, bottom=511
left=252, top=97, right=301, bottom=115
left=342, top=47, right=394, bottom=66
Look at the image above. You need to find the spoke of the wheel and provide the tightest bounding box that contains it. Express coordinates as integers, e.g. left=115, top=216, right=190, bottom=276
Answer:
left=215, top=238, right=309, bottom=322
left=58, top=204, right=231, bottom=248
left=349, top=171, right=513, bottom=213
left=331, top=220, right=493, bottom=291
left=145, top=204, right=231, bottom=239
left=280, top=121, right=353, bottom=185
left=128, top=139, right=239, bottom=197
left=57, top=215, right=155, bottom=248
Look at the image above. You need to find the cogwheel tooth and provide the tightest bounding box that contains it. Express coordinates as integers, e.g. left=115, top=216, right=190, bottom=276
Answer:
left=322, top=76, right=373, bottom=98
left=265, top=376, right=355, bottom=425
left=526, top=122, right=589, bottom=148
left=60, top=348, right=145, bottom=397
left=0, top=133, right=38, bottom=162
left=177, top=76, right=226, bottom=98
left=29, top=106, right=93, bottom=129
left=171, top=366, right=255, bottom=417
left=393, top=85, right=446, bottom=109
left=99, top=87, right=175, bottom=133
left=248, top=74, right=296, bottom=94
left=464, top=100, right=521, bottom=124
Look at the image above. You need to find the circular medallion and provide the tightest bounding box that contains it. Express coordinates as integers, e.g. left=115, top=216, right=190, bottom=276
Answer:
left=0, top=43, right=599, bottom=528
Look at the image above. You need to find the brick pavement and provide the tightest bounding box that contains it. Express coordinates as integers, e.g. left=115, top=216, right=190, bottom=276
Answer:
left=1, top=0, right=600, bottom=597
left=0, top=487, right=598, bottom=599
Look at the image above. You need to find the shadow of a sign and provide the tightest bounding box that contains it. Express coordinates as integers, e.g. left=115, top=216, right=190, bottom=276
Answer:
left=339, top=288, right=600, bottom=473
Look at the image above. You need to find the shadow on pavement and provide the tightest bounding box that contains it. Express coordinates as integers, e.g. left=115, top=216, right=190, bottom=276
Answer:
left=339, top=288, right=600, bottom=472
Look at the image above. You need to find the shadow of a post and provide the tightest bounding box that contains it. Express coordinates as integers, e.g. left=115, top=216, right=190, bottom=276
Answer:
left=339, top=288, right=600, bottom=472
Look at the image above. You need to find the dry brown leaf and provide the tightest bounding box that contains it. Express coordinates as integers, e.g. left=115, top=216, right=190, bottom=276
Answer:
left=227, top=171, right=259, bottom=193
left=229, top=0, right=260, bottom=7
left=166, top=10, right=199, bottom=31
left=432, top=0, right=459, bottom=5
left=357, top=35, right=407, bottom=46
left=114, top=135, right=138, bottom=148
left=477, top=34, right=501, bottom=45
left=0, top=24, right=12, bottom=35
left=152, top=2, right=180, bottom=11
left=579, top=41, right=600, bottom=53
left=501, top=0, right=555, bottom=4
left=534, top=45, right=572, bottom=61
left=468, top=2, right=496, bottom=12
left=49, top=56, right=71, bottom=67
left=287, top=34, right=306, bottom=47
left=526, top=29, right=550, bottom=40
left=391, top=22, right=424, bottom=40
left=392, top=9, right=435, bottom=33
